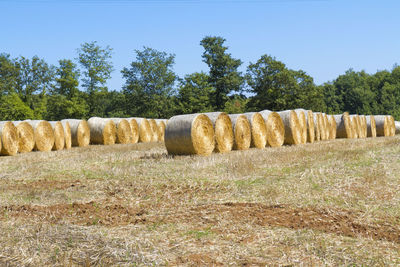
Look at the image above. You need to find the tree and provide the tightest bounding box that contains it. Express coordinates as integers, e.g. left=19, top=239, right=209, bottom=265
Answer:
left=77, top=41, right=113, bottom=117
left=200, top=36, right=243, bottom=110
left=0, top=93, right=34, bottom=120
left=122, top=47, right=177, bottom=118
left=53, top=59, right=80, bottom=98
left=176, top=72, right=213, bottom=114
left=0, top=53, right=19, bottom=95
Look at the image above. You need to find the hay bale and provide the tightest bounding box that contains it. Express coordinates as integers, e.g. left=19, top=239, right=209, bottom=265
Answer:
left=294, top=109, right=307, bottom=144
left=110, top=118, right=132, bottom=144
left=259, top=110, right=284, bottom=147
left=313, top=113, right=321, bottom=141
left=61, top=119, right=90, bottom=147
left=366, top=115, right=377, bottom=138
left=133, top=118, right=152, bottom=143
left=314, top=113, right=326, bottom=141
left=13, top=121, right=35, bottom=153
left=49, top=121, right=65, bottom=151
left=304, top=110, right=315, bottom=143
left=155, top=119, right=167, bottom=142
left=0, top=121, right=19, bottom=156
left=333, top=112, right=352, bottom=139
left=229, top=114, right=251, bottom=150
left=87, top=117, right=116, bottom=145
left=359, top=115, right=368, bottom=138
left=328, top=115, right=337, bottom=140
left=204, top=112, right=233, bottom=153
left=26, top=120, right=55, bottom=152
left=60, top=121, right=72, bottom=149
left=395, top=121, right=400, bottom=135
left=322, top=113, right=330, bottom=140
left=387, top=115, right=396, bottom=136
left=374, top=115, right=390, bottom=137
left=165, top=113, right=214, bottom=156
left=127, top=118, right=139, bottom=144
left=148, top=119, right=159, bottom=142
left=277, top=110, right=302, bottom=145
left=243, top=112, right=267, bottom=148
left=349, top=115, right=360, bottom=138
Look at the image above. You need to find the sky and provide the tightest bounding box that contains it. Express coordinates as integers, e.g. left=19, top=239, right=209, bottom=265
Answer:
left=1, top=0, right=399, bottom=91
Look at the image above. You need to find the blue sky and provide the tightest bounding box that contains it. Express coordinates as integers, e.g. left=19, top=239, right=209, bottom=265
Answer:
left=1, top=0, right=399, bottom=90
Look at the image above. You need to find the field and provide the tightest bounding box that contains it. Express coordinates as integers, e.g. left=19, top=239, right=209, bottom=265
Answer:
left=1, top=136, right=400, bottom=266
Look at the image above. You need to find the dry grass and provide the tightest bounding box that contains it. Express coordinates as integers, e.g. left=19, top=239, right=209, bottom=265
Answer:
left=1, top=137, right=400, bottom=266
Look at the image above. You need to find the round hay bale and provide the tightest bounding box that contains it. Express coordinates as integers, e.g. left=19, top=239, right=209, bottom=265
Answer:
left=349, top=115, right=360, bottom=138
left=328, top=115, right=337, bottom=140
left=259, top=110, right=284, bottom=147
left=395, top=121, right=400, bottom=135
left=127, top=118, right=139, bottom=144
left=61, top=119, right=90, bottom=147
left=366, top=115, right=377, bottom=138
left=109, top=118, right=132, bottom=144
left=148, top=119, right=159, bottom=142
left=359, top=115, right=368, bottom=138
left=229, top=114, right=251, bottom=150
left=277, top=110, right=302, bottom=145
left=133, top=118, right=152, bottom=143
left=155, top=119, right=167, bottom=142
left=243, top=112, right=267, bottom=148
left=26, top=120, right=55, bottom=152
left=313, top=113, right=321, bottom=141
left=13, top=121, right=34, bottom=153
left=60, top=121, right=72, bottom=149
left=333, top=112, right=352, bottom=139
left=49, top=121, right=65, bottom=151
left=314, top=113, right=326, bottom=140
left=204, top=112, right=233, bottom=153
left=0, top=121, right=19, bottom=156
left=304, top=110, right=315, bottom=143
left=87, top=117, right=116, bottom=145
left=164, top=113, right=215, bottom=156
left=387, top=115, right=395, bottom=136
left=322, top=113, right=330, bottom=140
left=294, top=109, right=307, bottom=144
left=374, top=115, right=390, bottom=137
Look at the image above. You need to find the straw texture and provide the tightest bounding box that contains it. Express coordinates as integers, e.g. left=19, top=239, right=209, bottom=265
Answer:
left=204, top=112, right=233, bottom=153
left=49, top=121, right=65, bottom=151
left=294, top=109, right=307, bottom=144
left=27, top=120, right=55, bottom=152
left=110, top=118, right=132, bottom=144
left=13, top=121, right=35, bottom=153
left=374, top=115, right=390, bottom=137
left=164, top=113, right=215, bottom=156
left=148, top=119, right=159, bottom=142
left=333, top=112, right=352, bottom=139
left=61, top=121, right=72, bottom=149
left=128, top=118, right=139, bottom=144
left=244, top=112, right=267, bottom=148
left=328, top=115, right=337, bottom=140
left=87, top=117, right=116, bottom=145
left=259, top=110, right=284, bottom=147
left=155, top=119, right=166, bottom=142
left=133, top=118, right=152, bottom=143
left=0, top=121, right=19, bottom=156
left=387, top=115, right=395, bottom=136
left=61, top=119, right=90, bottom=147
left=229, top=114, right=251, bottom=150
left=278, top=110, right=302, bottom=145
left=366, top=115, right=377, bottom=138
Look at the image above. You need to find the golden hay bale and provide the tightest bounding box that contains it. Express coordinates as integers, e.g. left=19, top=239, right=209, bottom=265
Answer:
left=359, top=115, right=368, bottom=138
left=155, top=119, right=166, bottom=142
left=26, top=120, right=55, bottom=152
left=61, top=119, right=90, bottom=147
left=314, top=113, right=326, bottom=141
left=304, top=110, right=315, bottom=143
left=110, top=118, right=132, bottom=144
left=395, top=121, right=400, bottom=135
left=349, top=115, right=360, bottom=138
left=49, top=121, right=65, bottom=151
left=133, top=118, right=152, bottom=143
left=87, top=117, right=116, bottom=145
left=243, top=112, right=267, bottom=149
left=294, top=109, right=307, bottom=144
left=313, top=113, right=321, bottom=141
left=366, top=115, right=377, bottom=138
left=229, top=114, right=251, bottom=150
left=13, top=121, right=35, bottom=153
left=0, top=121, right=19, bottom=156
left=374, top=115, right=390, bottom=137
left=259, top=110, right=285, bottom=147
left=60, top=121, right=72, bottom=149
left=333, top=112, right=352, bottom=139
left=328, top=115, right=337, bottom=140
left=127, top=118, right=139, bottom=144
left=204, top=112, right=233, bottom=153
left=278, top=110, right=302, bottom=145
left=148, top=119, right=159, bottom=142
left=164, top=113, right=215, bottom=156
left=387, top=115, right=395, bottom=136
left=322, top=113, right=330, bottom=140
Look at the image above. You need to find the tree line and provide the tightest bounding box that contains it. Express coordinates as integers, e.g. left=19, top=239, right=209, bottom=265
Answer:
left=1, top=36, right=399, bottom=121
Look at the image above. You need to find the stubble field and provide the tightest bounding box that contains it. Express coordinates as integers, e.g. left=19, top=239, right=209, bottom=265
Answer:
left=1, top=136, right=400, bottom=266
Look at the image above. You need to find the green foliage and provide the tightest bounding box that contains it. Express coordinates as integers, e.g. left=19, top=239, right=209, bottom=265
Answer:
left=176, top=72, right=213, bottom=114
left=0, top=53, right=19, bottom=95
left=45, top=94, right=89, bottom=120
left=53, top=59, right=80, bottom=98
left=122, top=47, right=177, bottom=118
left=77, top=41, right=113, bottom=117
left=0, top=93, right=34, bottom=120
left=246, top=54, right=325, bottom=112
left=223, top=95, right=248, bottom=114
left=201, top=36, right=244, bottom=110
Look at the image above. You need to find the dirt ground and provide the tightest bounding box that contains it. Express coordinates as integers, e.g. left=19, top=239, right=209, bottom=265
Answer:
left=1, top=137, right=400, bottom=266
